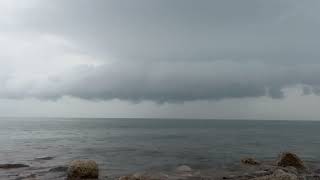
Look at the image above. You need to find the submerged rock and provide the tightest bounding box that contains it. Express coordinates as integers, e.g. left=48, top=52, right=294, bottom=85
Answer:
left=119, top=176, right=131, bottom=180
left=176, top=165, right=192, bottom=172
left=119, top=173, right=148, bottom=180
left=253, top=169, right=298, bottom=180
left=315, top=169, right=320, bottom=174
left=15, top=173, right=36, bottom=180
left=0, top=163, right=29, bottom=169
left=303, top=174, right=320, bottom=180
left=118, top=171, right=173, bottom=180
left=279, top=166, right=298, bottom=175
left=119, top=173, right=168, bottom=180
left=252, top=170, right=271, bottom=177
left=241, top=157, right=261, bottom=165
left=67, top=160, right=99, bottom=179
left=119, top=175, right=145, bottom=180
left=277, top=152, right=306, bottom=170
left=34, top=156, right=55, bottom=160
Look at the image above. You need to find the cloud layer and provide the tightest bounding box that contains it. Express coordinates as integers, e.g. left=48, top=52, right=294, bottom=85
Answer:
left=1, top=0, right=320, bottom=103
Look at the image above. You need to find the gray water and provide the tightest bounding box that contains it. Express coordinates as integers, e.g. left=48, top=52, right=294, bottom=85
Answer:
left=0, top=118, right=320, bottom=179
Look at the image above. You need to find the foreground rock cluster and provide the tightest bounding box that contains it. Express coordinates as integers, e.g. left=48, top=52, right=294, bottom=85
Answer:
left=1, top=152, right=319, bottom=179
left=217, top=152, right=317, bottom=180
left=32, top=152, right=320, bottom=179
left=117, top=152, right=320, bottom=180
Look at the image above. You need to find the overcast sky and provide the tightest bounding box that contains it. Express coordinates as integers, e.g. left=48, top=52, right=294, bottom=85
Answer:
left=1, top=0, right=320, bottom=120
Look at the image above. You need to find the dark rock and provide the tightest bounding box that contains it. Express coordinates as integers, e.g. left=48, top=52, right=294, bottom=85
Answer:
left=304, top=174, right=320, bottom=180
left=277, top=152, right=306, bottom=170
left=253, top=169, right=298, bottom=180
left=252, top=170, right=271, bottom=177
left=15, top=173, right=36, bottom=180
left=222, top=175, right=236, bottom=179
left=119, top=175, right=157, bottom=180
left=280, top=166, right=298, bottom=175
left=67, top=160, right=99, bottom=179
left=119, top=172, right=169, bottom=180
left=241, top=157, right=261, bottom=165
left=0, top=164, right=29, bottom=169
left=35, top=156, right=55, bottom=160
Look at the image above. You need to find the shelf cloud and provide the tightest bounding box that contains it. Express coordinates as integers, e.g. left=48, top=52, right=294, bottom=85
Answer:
left=1, top=0, right=320, bottom=103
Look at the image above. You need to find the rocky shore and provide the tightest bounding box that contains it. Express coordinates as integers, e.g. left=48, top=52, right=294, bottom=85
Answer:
left=117, top=152, right=320, bottom=180
left=1, top=152, right=320, bottom=180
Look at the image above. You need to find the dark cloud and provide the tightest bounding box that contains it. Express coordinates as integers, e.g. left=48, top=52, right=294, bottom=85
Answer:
left=2, top=0, right=320, bottom=102
left=18, top=0, right=320, bottom=62
left=2, top=60, right=320, bottom=103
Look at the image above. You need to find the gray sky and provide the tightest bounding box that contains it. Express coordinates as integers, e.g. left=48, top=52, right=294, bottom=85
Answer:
left=1, top=0, right=320, bottom=120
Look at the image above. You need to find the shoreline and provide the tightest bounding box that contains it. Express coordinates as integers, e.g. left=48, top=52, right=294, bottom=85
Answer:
left=1, top=152, right=320, bottom=180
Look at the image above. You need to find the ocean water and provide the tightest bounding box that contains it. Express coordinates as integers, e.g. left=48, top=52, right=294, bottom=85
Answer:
left=0, top=118, right=320, bottom=179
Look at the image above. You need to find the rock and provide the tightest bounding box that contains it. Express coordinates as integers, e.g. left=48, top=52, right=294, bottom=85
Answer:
left=252, top=170, right=271, bottom=177
left=242, top=173, right=255, bottom=179
left=132, top=172, right=147, bottom=179
left=67, top=160, right=99, bottom=179
left=303, top=174, right=320, bottom=180
left=119, top=172, right=169, bottom=180
left=280, top=166, right=298, bottom=175
left=119, top=175, right=141, bottom=180
left=119, top=175, right=146, bottom=180
left=222, top=175, right=236, bottom=179
left=272, top=169, right=298, bottom=180
left=176, top=165, right=192, bottom=172
left=0, top=163, right=29, bottom=169
left=119, top=174, right=164, bottom=180
left=35, top=156, right=55, bottom=160
left=119, top=176, right=130, bottom=180
left=315, top=169, right=320, bottom=174
left=277, top=152, right=306, bottom=170
left=15, top=173, right=36, bottom=180
left=241, top=157, right=261, bottom=165
left=253, top=169, right=298, bottom=180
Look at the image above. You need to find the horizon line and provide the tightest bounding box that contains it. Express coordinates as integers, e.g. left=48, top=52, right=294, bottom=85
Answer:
left=0, top=116, right=319, bottom=122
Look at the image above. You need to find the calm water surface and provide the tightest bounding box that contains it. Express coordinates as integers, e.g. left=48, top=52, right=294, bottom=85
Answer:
left=0, top=118, right=320, bottom=178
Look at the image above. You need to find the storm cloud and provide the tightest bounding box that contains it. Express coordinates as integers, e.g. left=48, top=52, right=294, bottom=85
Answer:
left=1, top=0, right=320, bottom=102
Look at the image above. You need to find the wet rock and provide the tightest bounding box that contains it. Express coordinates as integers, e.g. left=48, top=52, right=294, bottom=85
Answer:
left=0, top=163, right=29, bottom=169
left=253, top=169, right=298, bottom=180
left=119, top=172, right=169, bottom=180
left=241, top=157, right=261, bottom=165
left=176, top=165, right=192, bottom=172
left=242, top=174, right=255, bottom=179
left=252, top=170, right=271, bottom=177
left=67, top=160, right=99, bottom=179
left=272, top=169, right=298, bottom=180
left=222, top=175, right=236, bottom=179
left=15, top=173, right=36, bottom=180
left=277, top=152, right=306, bottom=170
left=132, top=172, right=148, bottom=180
left=118, top=175, right=157, bottom=180
left=119, top=176, right=130, bottom=180
left=280, top=166, right=298, bottom=175
left=34, top=156, right=55, bottom=160
left=303, top=174, right=320, bottom=180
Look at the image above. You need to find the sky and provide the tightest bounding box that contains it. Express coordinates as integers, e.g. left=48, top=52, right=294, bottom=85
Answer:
left=1, top=0, right=320, bottom=120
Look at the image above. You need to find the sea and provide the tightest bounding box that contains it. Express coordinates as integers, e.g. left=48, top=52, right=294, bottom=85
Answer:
left=0, top=118, right=320, bottom=179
